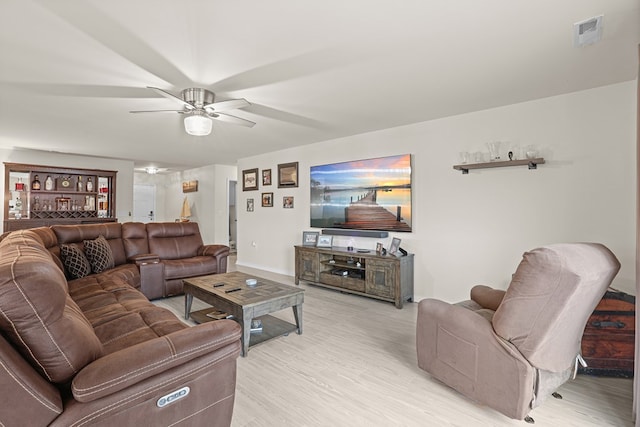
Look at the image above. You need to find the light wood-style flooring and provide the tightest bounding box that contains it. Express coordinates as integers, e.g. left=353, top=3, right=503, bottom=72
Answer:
left=155, top=258, right=633, bottom=427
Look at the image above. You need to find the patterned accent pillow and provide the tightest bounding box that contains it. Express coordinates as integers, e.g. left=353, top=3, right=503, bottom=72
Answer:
left=60, top=243, right=91, bottom=279
left=83, top=235, right=115, bottom=274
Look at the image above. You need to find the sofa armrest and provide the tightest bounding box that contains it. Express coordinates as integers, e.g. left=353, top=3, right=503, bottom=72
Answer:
left=470, top=285, right=506, bottom=311
left=72, top=320, right=241, bottom=402
left=199, top=244, right=229, bottom=258
left=128, top=253, right=160, bottom=264
left=199, top=244, right=230, bottom=273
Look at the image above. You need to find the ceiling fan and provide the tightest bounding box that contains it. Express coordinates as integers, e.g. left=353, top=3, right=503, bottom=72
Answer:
left=130, top=87, right=255, bottom=136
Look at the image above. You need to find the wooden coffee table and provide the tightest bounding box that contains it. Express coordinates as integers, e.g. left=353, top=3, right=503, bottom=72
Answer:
left=183, top=271, right=304, bottom=357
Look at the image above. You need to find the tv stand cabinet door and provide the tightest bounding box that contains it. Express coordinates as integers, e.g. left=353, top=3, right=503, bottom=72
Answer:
left=365, top=259, right=396, bottom=300
left=296, top=247, right=319, bottom=284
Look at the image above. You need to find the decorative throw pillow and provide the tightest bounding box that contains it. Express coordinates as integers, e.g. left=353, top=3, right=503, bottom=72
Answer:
left=60, top=243, right=91, bottom=279
left=83, top=235, right=115, bottom=274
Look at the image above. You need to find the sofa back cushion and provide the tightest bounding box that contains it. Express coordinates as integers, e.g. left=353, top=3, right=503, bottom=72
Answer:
left=493, top=243, right=620, bottom=372
left=52, top=223, right=126, bottom=266
left=0, top=230, right=103, bottom=384
left=28, top=226, right=65, bottom=273
left=122, top=222, right=150, bottom=258
left=146, top=222, right=204, bottom=260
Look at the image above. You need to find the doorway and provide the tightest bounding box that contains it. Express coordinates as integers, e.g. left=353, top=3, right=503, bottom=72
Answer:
left=133, top=184, right=156, bottom=223
left=229, top=180, right=237, bottom=253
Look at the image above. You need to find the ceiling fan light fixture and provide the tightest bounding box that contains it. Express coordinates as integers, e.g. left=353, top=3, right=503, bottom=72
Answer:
left=184, top=111, right=213, bottom=136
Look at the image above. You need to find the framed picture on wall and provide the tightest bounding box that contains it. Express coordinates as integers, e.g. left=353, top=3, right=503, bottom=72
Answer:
left=242, top=168, right=259, bottom=191
left=262, top=169, right=272, bottom=186
left=262, top=192, right=273, bottom=207
left=283, top=196, right=294, bottom=208
left=246, top=198, right=254, bottom=212
left=277, top=162, right=298, bottom=188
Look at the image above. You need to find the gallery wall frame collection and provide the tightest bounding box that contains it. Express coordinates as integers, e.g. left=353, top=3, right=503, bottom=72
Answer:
left=243, top=162, right=298, bottom=211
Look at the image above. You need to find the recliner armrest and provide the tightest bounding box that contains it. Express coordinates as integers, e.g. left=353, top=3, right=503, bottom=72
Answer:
left=470, top=285, right=506, bottom=311
left=72, top=320, right=241, bottom=402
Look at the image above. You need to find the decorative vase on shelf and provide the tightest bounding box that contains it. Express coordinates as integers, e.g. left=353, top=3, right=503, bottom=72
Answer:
left=487, top=141, right=501, bottom=161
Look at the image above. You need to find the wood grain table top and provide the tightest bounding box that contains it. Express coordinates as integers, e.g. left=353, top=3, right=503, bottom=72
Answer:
left=183, top=271, right=304, bottom=307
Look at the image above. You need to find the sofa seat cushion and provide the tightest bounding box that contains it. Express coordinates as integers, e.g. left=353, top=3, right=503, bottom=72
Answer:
left=162, top=256, right=219, bottom=280
left=67, top=273, right=187, bottom=355
left=0, top=230, right=103, bottom=384
left=101, top=263, right=141, bottom=289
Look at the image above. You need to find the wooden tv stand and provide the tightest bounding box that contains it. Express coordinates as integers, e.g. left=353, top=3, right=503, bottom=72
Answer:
left=294, top=245, right=414, bottom=308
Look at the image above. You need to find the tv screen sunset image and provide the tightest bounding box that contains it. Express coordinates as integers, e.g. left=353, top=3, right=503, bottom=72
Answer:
left=310, top=154, right=412, bottom=232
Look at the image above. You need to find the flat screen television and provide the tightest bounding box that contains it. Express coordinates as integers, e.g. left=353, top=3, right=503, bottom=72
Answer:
left=310, top=154, right=412, bottom=232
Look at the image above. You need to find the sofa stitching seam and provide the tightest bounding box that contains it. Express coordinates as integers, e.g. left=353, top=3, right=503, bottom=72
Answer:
left=7, top=244, right=77, bottom=377
left=69, top=344, right=238, bottom=426
left=73, top=334, right=237, bottom=396
left=0, top=357, right=61, bottom=414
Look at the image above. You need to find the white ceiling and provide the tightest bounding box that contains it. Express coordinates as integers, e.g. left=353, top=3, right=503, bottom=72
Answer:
left=0, top=0, right=638, bottom=172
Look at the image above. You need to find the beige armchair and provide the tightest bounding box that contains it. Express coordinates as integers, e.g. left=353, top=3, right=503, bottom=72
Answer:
left=416, top=243, right=620, bottom=423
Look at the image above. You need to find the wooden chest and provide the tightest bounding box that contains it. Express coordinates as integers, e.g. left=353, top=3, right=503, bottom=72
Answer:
left=579, top=289, right=635, bottom=378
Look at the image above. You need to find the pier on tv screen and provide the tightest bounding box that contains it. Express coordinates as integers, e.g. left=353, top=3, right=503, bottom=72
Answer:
left=310, top=154, right=412, bottom=232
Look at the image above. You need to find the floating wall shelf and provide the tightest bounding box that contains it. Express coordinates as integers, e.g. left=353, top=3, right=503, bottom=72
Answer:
left=453, top=158, right=545, bottom=174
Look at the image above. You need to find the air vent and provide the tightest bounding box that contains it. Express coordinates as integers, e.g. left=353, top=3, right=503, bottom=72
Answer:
left=574, top=15, right=603, bottom=47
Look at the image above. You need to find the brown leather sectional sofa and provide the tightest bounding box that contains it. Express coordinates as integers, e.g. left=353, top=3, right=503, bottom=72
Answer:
left=52, top=221, right=231, bottom=300
left=0, top=222, right=241, bottom=426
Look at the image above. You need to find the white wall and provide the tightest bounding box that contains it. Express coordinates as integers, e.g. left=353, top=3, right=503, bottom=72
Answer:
left=146, top=165, right=237, bottom=245
left=237, top=81, right=637, bottom=301
left=0, top=149, right=134, bottom=223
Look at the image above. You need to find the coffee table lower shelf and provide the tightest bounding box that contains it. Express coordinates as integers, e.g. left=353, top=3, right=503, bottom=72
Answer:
left=190, top=308, right=298, bottom=348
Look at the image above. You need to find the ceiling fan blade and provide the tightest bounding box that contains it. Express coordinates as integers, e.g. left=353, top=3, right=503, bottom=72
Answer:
left=148, top=87, right=194, bottom=110
left=204, top=98, right=250, bottom=113
left=37, top=2, right=192, bottom=88
left=129, top=109, right=184, bottom=114
left=210, top=112, right=256, bottom=128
